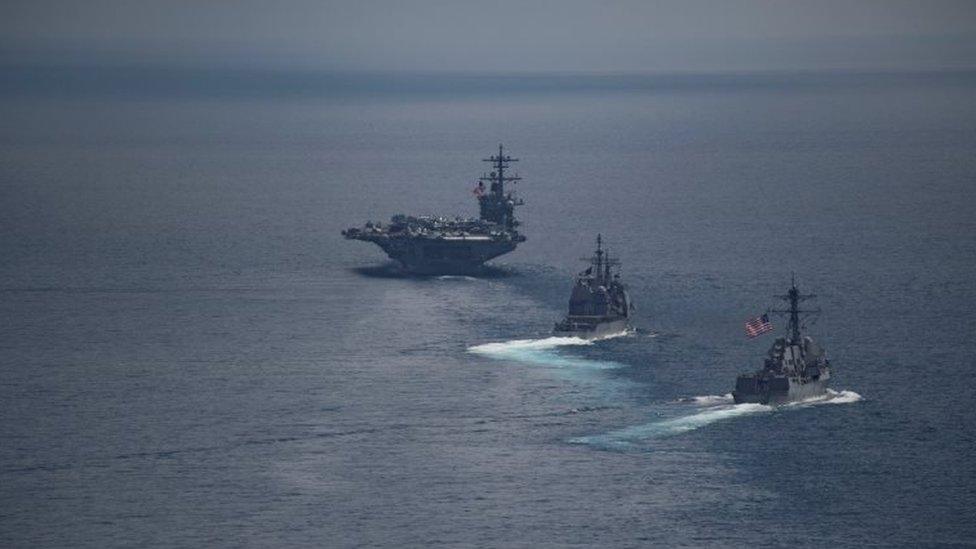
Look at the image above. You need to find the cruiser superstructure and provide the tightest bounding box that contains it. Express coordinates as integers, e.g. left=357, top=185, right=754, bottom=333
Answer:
left=554, top=235, right=633, bottom=339
left=343, top=145, right=526, bottom=274
left=732, top=278, right=832, bottom=405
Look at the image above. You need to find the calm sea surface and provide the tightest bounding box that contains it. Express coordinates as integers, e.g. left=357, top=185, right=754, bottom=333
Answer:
left=2, top=69, right=975, bottom=547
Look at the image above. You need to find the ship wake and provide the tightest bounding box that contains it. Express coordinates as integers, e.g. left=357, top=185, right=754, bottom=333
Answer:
left=571, top=389, right=862, bottom=450
left=436, top=275, right=479, bottom=282
left=786, top=388, right=862, bottom=406
left=468, top=336, right=625, bottom=369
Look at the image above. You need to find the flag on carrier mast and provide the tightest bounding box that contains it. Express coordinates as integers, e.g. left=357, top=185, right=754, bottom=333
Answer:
left=745, top=313, right=773, bottom=338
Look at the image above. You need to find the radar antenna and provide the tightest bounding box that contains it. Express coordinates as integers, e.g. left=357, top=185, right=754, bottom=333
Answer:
left=579, top=234, right=620, bottom=285
left=477, top=144, right=524, bottom=228
left=480, top=144, right=521, bottom=196
left=768, top=273, right=820, bottom=344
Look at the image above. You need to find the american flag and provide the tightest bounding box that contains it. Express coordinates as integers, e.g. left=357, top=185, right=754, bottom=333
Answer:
left=745, top=313, right=773, bottom=338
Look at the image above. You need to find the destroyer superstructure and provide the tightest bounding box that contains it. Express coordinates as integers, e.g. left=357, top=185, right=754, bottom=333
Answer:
left=553, top=235, right=633, bottom=339
left=732, top=278, right=832, bottom=405
left=342, top=145, right=526, bottom=274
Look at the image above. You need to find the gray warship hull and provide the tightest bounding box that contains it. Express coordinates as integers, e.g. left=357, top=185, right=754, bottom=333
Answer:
left=369, top=236, right=517, bottom=275
left=554, top=235, right=633, bottom=340
left=732, top=279, right=833, bottom=406
left=732, top=370, right=830, bottom=405
left=553, top=318, right=630, bottom=340
left=345, top=145, right=526, bottom=275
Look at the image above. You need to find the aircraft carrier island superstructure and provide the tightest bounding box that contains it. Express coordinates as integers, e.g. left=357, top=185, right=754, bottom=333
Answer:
left=343, top=145, right=526, bottom=275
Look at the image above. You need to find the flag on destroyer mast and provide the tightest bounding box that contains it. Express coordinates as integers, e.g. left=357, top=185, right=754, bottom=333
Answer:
left=745, top=313, right=773, bottom=338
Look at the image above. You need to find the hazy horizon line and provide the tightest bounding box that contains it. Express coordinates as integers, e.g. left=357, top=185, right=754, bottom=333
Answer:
left=4, top=62, right=975, bottom=101
left=4, top=54, right=976, bottom=78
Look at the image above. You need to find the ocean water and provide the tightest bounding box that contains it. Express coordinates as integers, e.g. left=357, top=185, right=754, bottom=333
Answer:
left=2, top=69, right=975, bottom=547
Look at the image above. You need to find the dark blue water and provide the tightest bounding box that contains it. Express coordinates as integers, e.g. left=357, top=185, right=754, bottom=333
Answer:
left=2, top=69, right=975, bottom=547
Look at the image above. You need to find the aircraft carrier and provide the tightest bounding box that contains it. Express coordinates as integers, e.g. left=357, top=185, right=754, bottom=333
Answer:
left=343, top=145, right=526, bottom=274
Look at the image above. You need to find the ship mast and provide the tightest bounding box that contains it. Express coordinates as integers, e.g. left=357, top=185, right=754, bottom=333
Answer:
left=481, top=144, right=521, bottom=198
left=596, top=234, right=603, bottom=283
left=478, top=144, right=523, bottom=227
left=769, top=274, right=819, bottom=344
left=581, top=234, right=619, bottom=285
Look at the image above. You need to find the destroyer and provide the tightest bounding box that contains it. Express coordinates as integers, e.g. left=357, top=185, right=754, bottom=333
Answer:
left=732, top=278, right=831, bottom=405
left=553, top=235, right=633, bottom=339
left=342, top=145, right=526, bottom=274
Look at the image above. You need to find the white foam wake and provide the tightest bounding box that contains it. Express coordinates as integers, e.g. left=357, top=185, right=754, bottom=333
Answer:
left=572, top=388, right=863, bottom=449
left=678, top=389, right=863, bottom=409
left=787, top=388, right=863, bottom=407
left=469, top=336, right=593, bottom=353
left=468, top=336, right=623, bottom=369
left=570, top=403, right=771, bottom=449
left=678, top=394, right=734, bottom=406
left=590, top=328, right=636, bottom=342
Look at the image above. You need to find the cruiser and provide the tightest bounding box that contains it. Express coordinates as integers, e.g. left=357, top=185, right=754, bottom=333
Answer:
left=343, top=145, right=526, bottom=274
left=554, top=235, right=633, bottom=339
left=732, top=278, right=831, bottom=405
